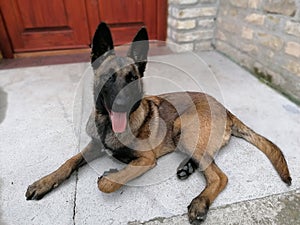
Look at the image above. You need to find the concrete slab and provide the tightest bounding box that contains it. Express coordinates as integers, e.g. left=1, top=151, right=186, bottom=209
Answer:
left=0, top=51, right=299, bottom=225
left=130, top=189, right=300, bottom=225
left=0, top=63, right=86, bottom=225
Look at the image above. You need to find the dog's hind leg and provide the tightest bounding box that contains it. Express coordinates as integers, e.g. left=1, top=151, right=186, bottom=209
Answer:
left=188, top=161, right=228, bottom=224
left=177, top=157, right=198, bottom=180
left=26, top=140, right=103, bottom=200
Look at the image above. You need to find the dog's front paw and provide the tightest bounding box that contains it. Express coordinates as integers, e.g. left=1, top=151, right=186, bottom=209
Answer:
left=97, top=176, right=122, bottom=193
left=25, top=177, right=57, bottom=200
left=187, top=197, right=210, bottom=224
left=97, top=169, right=122, bottom=193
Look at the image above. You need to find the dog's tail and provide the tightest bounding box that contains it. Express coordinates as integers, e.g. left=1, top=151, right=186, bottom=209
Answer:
left=227, top=111, right=292, bottom=186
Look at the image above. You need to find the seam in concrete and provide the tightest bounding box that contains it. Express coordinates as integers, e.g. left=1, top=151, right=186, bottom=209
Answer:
left=72, top=170, right=79, bottom=225
left=211, top=0, right=221, bottom=49
left=128, top=216, right=178, bottom=225
left=57, top=96, right=72, bottom=124
left=214, top=48, right=300, bottom=106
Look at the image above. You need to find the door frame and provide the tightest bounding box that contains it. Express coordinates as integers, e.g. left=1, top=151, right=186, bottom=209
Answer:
left=0, top=10, right=14, bottom=58
left=156, top=0, right=168, bottom=41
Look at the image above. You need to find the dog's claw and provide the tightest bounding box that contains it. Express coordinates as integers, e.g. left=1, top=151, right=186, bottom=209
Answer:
left=191, top=213, right=207, bottom=224
left=25, top=187, right=36, bottom=200
left=26, top=184, right=45, bottom=200
left=25, top=178, right=56, bottom=200
left=284, top=176, right=292, bottom=186
left=188, top=197, right=209, bottom=224
left=188, top=209, right=208, bottom=225
left=177, top=164, right=194, bottom=180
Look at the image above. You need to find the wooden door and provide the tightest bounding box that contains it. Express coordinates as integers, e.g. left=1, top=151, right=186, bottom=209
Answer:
left=1, top=0, right=90, bottom=53
left=87, top=0, right=167, bottom=46
left=0, top=0, right=167, bottom=58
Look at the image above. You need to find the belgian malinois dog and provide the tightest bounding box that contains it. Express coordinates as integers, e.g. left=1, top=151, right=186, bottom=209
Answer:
left=26, top=22, right=292, bottom=224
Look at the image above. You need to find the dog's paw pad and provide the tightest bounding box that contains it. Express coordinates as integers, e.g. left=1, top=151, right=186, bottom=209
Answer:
left=177, top=159, right=198, bottom=180
left=188, top=196, right=209, bottom=224
left=25, top=180, right=56, bottom=200
left=177, top=168, right=189, bottom=180
left=189, top=213, right=207, bottom=225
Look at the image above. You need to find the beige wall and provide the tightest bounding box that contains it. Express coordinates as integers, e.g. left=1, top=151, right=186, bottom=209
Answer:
left=167, top=0, right=300, bottom=103
left=167, top=0, right=219, bottom=51
left=215, top=0, right=300, bottom=103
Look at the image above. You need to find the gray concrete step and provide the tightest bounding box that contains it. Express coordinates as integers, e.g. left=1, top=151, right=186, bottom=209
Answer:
left=0, top=51, right=299, bottom=225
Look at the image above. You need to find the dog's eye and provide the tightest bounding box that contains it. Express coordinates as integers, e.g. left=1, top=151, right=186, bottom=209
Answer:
left=126, top=72, right=138, bottom=83
left=108, top=73, right=116, bottom=82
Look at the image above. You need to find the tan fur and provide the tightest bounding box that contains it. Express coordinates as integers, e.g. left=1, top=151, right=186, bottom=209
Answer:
left=26, top=90, right=291, bottom=221
left=26, top=23, right=291, bottom=224
left=94, top=92, right=291, bottom=222
left=25, top=141, right=103, bottom=200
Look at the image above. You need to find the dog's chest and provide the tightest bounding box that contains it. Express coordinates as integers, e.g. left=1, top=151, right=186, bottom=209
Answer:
left=104, top=132, right=138, bottom=164
left=95, top=116, right=138, bottom=164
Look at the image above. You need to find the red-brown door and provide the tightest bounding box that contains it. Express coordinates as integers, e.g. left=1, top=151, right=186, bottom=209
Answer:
left=1, top=0, right=90, bottom=53
left=0, top=0, right=167, bottom=58
left=87, top=0, right=167, bottom=45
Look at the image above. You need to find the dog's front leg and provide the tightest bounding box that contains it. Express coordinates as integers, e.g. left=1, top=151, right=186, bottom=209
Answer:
left=26, top=140, right=103, bottom=200
left=98, top=151, right=156, bottom=193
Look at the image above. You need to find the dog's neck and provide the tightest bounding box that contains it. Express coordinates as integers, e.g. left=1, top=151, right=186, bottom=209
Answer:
left=128, top=98, right=150, bottom=134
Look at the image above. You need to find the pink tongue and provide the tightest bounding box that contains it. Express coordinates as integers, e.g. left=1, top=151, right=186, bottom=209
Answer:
left=110, top=111, right=127, bottom=133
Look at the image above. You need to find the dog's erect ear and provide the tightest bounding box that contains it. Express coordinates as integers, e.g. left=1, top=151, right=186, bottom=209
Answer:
left=91, top=22, right=114, bottom=69
left=127, top=27, right=149, bottom=75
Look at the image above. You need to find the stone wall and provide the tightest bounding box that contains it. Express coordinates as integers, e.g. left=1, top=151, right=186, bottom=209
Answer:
left=167, top=0, right=219, bottom=51
left=215, top=0, right=300, bottom=102
left=167, top=0, right=300, bottom=103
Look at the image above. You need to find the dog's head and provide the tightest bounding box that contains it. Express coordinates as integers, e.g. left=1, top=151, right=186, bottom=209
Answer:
left=91, top=22, right=149, bottom=133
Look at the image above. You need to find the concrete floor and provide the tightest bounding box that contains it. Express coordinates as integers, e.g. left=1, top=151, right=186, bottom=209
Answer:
left=0, top=51, right=299, bottom=225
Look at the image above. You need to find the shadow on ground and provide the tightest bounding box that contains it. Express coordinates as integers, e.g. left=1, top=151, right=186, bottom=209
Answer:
left=0, top=87, right=7, bottom=124
left=0, top=178, right=6, bottom=225
left=0, top=88, right=7, bottom=224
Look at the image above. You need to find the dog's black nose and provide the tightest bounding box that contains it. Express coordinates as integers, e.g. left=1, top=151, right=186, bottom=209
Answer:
left=112, top=97, right=129, bottom=112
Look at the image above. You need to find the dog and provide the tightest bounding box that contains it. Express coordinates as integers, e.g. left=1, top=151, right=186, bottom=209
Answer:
left=26, top=22, right=292, bottom=224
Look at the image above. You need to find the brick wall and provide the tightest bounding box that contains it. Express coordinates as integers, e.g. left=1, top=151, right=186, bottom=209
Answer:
left=215, top=0, right=300, bottom=102
left=167, top=0, right=300, bottom=103
left=167, top=0, right=219, bottom=52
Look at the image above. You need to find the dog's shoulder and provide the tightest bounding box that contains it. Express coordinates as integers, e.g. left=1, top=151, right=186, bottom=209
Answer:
left=143, top=95, right=161, bottom=104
